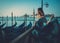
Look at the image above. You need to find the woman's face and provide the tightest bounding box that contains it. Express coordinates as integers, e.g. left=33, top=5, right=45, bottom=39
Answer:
left=36, top=10, right=44, bottom=19
left=38, top=10, right=43, bottom=16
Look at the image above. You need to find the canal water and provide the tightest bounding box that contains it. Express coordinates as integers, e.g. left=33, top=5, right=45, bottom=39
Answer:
left=0, top=17, right=60, bottom=27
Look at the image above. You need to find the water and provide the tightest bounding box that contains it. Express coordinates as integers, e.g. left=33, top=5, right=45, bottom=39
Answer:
left=0, top=17, right=60, bottom=27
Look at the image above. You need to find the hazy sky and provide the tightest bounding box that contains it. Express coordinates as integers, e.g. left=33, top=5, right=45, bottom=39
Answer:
left=0, top=0, right=60, bottom=17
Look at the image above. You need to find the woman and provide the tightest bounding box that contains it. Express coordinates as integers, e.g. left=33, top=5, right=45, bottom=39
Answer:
left=36, top=8, right=54, bottom=29
left=35, top=8, right=54, bottom=43
left=31, top=8, right=54, bottom=43
left=36, top=8, right=47, bottom=29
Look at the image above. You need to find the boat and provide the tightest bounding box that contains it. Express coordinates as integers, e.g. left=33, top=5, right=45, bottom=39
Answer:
left=4, top=22, right=17, bottom=29
left=3, top=21, right=25, bottom=43
left=19, top=22, right=32, bottom=34
left=0, top=23, right=6, bottom=28
left=4, top=22, right=32, bottom=43
left=11, top=22, right=32, bottom=43
left=0, top=23, right=6, bottom=43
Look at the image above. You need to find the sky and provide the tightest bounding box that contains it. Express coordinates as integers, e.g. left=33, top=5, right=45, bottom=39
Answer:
left=0, top=0, right=60, bottom=17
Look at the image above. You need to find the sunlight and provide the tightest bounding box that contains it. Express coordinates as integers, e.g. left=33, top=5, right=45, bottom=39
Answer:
left=1, top=7, right=33, bottom=17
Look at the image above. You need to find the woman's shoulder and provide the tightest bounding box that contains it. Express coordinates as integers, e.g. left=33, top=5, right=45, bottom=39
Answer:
left=38, top=16, right=47, bottom=22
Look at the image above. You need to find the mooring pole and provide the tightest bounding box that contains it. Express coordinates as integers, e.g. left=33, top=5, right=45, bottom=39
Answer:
left=11, top=12, right=13, bottom=26
left=14, top=16, right=16, bottom=23
left=33, top=9, right=35, bottom=24
left=2, top=16, right=3, bottom=24
left=6, top=16, right=8, bottom=26
left=24, top=14, right=27, bottom=26
left=24, top=14, right=27, bottom=31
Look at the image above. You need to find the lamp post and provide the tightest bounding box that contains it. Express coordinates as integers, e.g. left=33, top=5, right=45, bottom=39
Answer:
left=41, top=0, right=43, bottom=9
left=33, top=9, right=35, bottom=24
left=41, top=0, right=49, bottom=10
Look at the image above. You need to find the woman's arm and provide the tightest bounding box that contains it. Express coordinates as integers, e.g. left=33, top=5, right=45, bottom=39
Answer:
left=46, top=15, right=54, bottom=24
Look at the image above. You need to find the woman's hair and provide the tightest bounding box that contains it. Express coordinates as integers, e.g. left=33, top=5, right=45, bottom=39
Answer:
left=38, top=8, right=44, bottom=16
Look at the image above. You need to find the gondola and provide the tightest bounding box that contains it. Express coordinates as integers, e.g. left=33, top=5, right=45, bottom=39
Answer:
left=4, top=22, right=17, bottom=29
left=12, top=21, right=26, bottom=33
left=3, top=21, right=25, bottom=43
left=0, top=22, right=17, bottom=43
left=18, top=22, right=32, bottom=34
left=9, top=22, right=32, bottom=43
left=5, top=22, right=32, bottom=43
left=17, top=21, right=25, bottom=28
left=25, top=22, right=32, bottom=30
left=0, top=23, right=6, bottom=43
left=12, top=22, right=32, bottom=39
left=14, top=22, right=32, bottom=43
left=0, top=23, right=6, bottom=28
left=2, top=22, right=17, bottom=37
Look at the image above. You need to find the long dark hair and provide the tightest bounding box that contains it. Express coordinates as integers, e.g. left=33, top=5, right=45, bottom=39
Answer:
left=38, top=8, right=44, bottom=16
